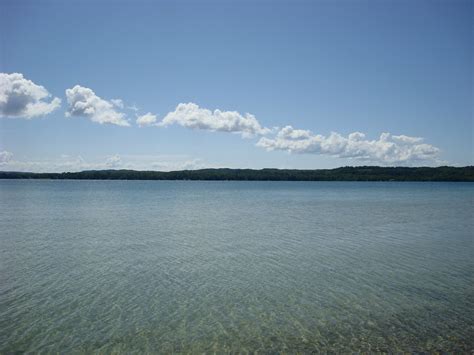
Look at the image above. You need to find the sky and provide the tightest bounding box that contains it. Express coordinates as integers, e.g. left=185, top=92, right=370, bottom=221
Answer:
left=0, top=0, right=472, bottom=172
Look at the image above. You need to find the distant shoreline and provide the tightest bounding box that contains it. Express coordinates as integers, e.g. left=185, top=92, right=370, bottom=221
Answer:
left=1, top=166, right=473, bottom=182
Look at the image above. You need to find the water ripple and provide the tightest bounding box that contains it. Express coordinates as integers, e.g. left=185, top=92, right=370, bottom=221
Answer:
left=0, top=180, right=473, bottom=352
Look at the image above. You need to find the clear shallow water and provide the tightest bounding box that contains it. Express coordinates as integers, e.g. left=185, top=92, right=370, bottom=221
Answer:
left=0, top=180, right=473, bottom=353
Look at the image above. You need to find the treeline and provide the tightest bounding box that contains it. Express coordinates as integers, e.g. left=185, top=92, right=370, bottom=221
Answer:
left=0, top=166, right=473, bottom=181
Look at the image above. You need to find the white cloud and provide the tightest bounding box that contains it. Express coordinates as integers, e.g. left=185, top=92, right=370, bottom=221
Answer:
left=0, top=151, right=13, bottom=164
left=0, top=73, right=61, bottom=118
left=391, top=134, right=424, bottom=144
left=136, top=112, right=158, bottom=127
left=110, top=99, right=124, bottom=109
left=65, top=85, right=129, bottom=126
left=127, top=104, right=139, bottom=112
left=0, top=154, right=88, bottom=172
left=257, top=126, right=440, bottom=165
left=158, top=102, right=271, bottom=137
left=0, top=153, right=210, bottom=173
left=105, top=155, right=122, bottom=168
left=149, top=158, right=207, bottom=171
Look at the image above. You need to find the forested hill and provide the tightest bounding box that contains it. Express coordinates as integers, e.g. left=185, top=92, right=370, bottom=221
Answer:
left=0, top=166, right=473, bottom=181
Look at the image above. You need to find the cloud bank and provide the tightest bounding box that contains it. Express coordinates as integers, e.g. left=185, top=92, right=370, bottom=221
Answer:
left=159, top=102, right=271, bottom=137
left=0, top=73, right=61, bottom=118
left=2, top=73, right=444, bottom=166
left=257, top=126, right=440, bottom=165
left=65, top=85, right=129, bottom=126
left=0, top=153, right=208, bottom=173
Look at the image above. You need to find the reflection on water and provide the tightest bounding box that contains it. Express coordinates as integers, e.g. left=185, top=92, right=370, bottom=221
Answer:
left=1, top=180, right=473, bottom=352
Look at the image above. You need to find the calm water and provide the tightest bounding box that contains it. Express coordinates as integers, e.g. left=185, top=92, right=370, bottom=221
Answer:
left=0, top=180, right=473, bottom=353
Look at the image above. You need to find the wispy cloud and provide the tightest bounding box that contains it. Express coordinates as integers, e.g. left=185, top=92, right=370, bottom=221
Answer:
left=158, top=102, right=271, bottom=137
left=110, top=99, right=124, bottom=109
left=127, top=104, right=140, bottom=112
left=105, top=154, right=122, bottom=168
left=0, top=151, right=13, bottom=164
left=0, top=73, right=61, bottom=119
left=0, top=152, right=209, bottom=173
left=65, top=85, right=129, bottom=126
left=257, top=126, right=440, bottom=165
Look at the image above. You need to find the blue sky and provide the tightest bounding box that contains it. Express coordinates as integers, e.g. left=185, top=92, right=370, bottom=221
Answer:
left=0, top=0, right=472, bottom=171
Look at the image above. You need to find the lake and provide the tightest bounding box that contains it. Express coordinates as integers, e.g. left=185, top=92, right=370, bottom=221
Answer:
left=0, top=180, right=473, bottom=352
